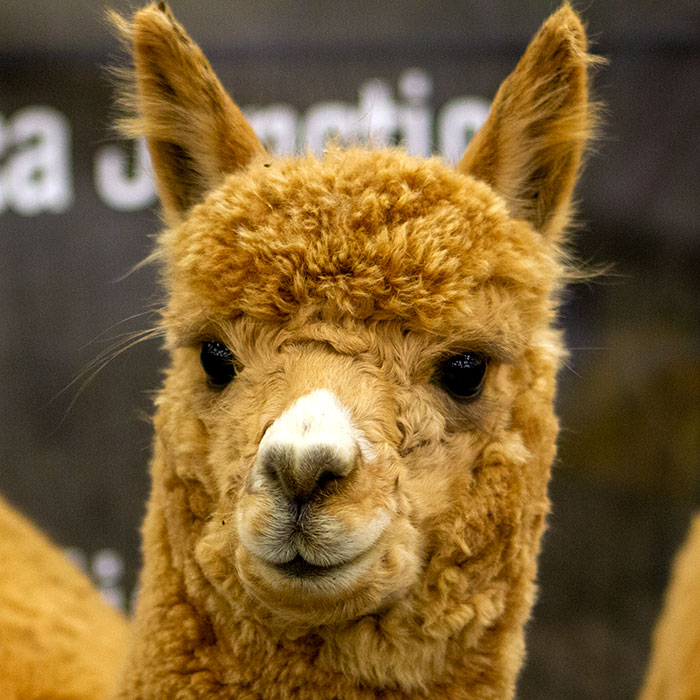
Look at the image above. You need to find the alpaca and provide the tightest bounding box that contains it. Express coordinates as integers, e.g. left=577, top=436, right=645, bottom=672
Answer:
left=639, top=513, right=700, bottom=700
left=0, top=494, right=128, bottom=700
left=109, top=3, right=598, bottom=698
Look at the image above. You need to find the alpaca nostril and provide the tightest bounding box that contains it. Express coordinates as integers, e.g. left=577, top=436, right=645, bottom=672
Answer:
left=288, top=444, right=354, bottom=502
left=317, top=469, right=342, bottom=492
left=300, top=444, right=353, bottom=480
left=260, top=443, right=288, bottom=484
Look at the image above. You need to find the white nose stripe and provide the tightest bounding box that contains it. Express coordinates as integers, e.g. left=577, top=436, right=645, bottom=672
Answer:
left=258, top=389, right=374, bottom=466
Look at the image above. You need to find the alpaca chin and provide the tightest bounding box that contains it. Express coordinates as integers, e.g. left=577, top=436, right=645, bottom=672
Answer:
left=198, top=509, right=423, bottom=627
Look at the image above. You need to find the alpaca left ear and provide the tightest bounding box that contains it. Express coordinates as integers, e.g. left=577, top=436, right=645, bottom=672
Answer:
left=111, top=3, right=266, bottom=226
left=457, top=4, right=600, bottom=240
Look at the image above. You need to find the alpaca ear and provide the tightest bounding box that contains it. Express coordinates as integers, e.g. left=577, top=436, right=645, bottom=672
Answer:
left=457, top=4, right=599, bottom=240
left=112, top=3, right=266, bottom=225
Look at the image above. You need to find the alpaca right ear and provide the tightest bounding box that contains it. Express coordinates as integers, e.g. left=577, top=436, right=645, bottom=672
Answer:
left=457, top=4, right=599, bottom=241
left=111, top=3, right=266, bottom=225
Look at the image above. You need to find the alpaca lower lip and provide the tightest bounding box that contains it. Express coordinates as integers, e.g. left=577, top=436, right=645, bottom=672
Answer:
left=274, top=554, right=344, bottom=578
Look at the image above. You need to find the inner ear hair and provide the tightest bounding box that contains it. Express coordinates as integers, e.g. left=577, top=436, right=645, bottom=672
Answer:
left=108, top=3, right=266, bottom=225
left=458, top=3, right=604, bottom=241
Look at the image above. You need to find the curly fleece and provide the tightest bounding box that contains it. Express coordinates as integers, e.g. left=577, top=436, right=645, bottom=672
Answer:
left=110, top=3, right=598, bottom=699
left=0, top=495, right=127, bottom=700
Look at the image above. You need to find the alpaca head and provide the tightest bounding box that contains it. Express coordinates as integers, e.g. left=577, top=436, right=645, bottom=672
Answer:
left=117, top=3, right=597, bottom=693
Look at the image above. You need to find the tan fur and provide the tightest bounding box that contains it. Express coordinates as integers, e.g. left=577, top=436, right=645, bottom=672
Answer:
left=0, top=495, right=128, bottom=700
left=458, top=6, right=601, bottom=239
left=639, top=513, right=700, bottom=700
left=110, top=4, right=598, bottom=698
left=109, top=3, right=265, bottom=227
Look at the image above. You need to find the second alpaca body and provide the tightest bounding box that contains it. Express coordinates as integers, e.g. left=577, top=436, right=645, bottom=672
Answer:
left=0, top=495, right=127, bottom=700
left=640, top=513, right=700, bottom=700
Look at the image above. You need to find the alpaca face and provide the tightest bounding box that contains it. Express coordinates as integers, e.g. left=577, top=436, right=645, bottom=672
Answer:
left=155, top=147, right=561, bottom=627
left=119, top=1, right=595, bottom=686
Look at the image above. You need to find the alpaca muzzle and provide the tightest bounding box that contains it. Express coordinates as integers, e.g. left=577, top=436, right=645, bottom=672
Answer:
left=235, top=389, right=398, bottom=592
left=255, top=389, right=362, bottom=504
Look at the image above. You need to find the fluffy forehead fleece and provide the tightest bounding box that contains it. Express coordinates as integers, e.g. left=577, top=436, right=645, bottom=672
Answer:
left=162, top=147, right=560, bottom=336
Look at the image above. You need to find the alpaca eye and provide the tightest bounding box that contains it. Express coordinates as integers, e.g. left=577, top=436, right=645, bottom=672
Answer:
left=436, top=352, right=488, bottom=400
left=200, top=341, right=237, bottom=389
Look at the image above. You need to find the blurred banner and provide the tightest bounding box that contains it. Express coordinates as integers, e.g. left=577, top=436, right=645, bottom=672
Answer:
left=1, top=2, right=699, bottom=699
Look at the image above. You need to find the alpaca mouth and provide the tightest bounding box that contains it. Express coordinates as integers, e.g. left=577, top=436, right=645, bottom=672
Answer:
left=273, top=554, right=344, bottom=578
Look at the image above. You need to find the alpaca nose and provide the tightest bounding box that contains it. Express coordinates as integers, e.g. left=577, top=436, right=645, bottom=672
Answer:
left=261, top=443, right=356, bottom=503
left=255, top=389, right=366, bottom=503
